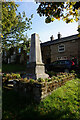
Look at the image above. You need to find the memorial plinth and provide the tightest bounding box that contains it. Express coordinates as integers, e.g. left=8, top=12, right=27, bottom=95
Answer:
left=26, top=33, right=49, bottom=80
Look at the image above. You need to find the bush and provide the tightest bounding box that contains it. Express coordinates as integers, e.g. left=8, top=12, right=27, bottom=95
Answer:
left=37, top=78, right=45, bottom=82
left=16, top=74, right=21, bottom=79
left=23, top=77, right=28, bottom=82
left=71, top=70, right=75, bottom=73
left=29, top=78, right=35, bottom=83
left=45, top=78, right=52, bottom=82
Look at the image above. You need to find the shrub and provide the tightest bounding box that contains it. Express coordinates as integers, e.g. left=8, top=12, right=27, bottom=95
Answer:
left=3, top=73, right=6, bottom=77
left=29, top=78, right=35, bottom=83
left=24, top=77, right=28, bottom=82
left=45, top=78, right=52, bottom=82
left=51, top=76, right=57, bottom=81
left=16, top=74, right=21, bottom=79
left=5, top=74, right=11, bottom=79
left=37, top=78, right=45, bottom=82
left=71, top=70, right=75, bottom=73
left=11, top=73, right=17, bottom=79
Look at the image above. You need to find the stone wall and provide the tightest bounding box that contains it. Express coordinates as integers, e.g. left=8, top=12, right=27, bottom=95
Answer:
left=51, top=40, right=79, bottom=62
left=13, top=74, right=75, bottom=102
left=41, top=35, right=80, bottom=64
left=41, top=45, right=51, bottom=64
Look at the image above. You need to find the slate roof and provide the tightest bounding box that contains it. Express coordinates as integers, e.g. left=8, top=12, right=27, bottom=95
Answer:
left=41, top=34, right=79, bottom=47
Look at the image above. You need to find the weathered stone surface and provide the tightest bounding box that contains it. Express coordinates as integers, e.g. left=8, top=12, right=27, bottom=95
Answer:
left=13, top=75, right=75, bottom=102
left=41, top=34, right=80, bottom=64
left=26, top=33, right=49, bottom=80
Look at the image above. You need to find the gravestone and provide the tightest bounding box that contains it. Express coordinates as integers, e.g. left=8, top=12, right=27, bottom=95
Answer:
left=26, top=33, right=49, bottom=80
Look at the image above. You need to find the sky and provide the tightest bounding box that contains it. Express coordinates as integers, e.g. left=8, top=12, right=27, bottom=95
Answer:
left=16, top=1, right=78, bottom=43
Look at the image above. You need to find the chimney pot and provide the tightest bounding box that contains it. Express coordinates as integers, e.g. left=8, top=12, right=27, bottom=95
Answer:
left=58, top=32, right=61, bottom=39
left=50, top=35, right=54, bottom=41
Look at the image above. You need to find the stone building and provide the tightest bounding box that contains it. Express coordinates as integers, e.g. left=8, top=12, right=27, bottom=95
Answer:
left=41, top=33, right=80, bottom=65
left=2, top=42, right=30, bottom=64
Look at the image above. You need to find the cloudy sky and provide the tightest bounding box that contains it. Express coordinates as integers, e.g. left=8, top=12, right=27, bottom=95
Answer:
left=16, top=1, right=78, bottom=43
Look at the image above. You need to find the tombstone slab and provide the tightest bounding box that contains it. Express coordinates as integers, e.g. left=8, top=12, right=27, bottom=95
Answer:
left=26, top=33, right=49, bottom=80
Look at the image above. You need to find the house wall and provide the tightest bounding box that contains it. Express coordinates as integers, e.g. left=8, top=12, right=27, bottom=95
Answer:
left=41, top=37, right=80, bottom=65
left=41, top=45, right=51, bottom=64
left=51, top=40, right=79, bottom=62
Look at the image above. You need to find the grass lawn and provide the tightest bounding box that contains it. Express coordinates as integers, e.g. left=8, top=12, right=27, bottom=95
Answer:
left=2, top=78, right=80, bottom=120
left=2, top=64, right=26, bottom=73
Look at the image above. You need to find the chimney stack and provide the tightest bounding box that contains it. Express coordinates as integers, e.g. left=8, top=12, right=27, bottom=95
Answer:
left=50, top=35, right=54, bottom=41
left=58, top=32, right=61, bottom=39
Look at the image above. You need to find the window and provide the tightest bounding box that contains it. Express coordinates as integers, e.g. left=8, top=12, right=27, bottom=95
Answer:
left=57, top=56, right=67, bottom=60
left=57, top=57, right=62, bottom=60
left=19, top=48, right=21, bottom=53
left=58, top=44, right=65, bottom=52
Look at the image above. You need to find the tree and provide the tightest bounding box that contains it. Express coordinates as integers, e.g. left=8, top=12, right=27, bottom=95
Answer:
left=36, top=2, right=80, bottom=33
left=2, top=2, right=33, bottom=49
left=18, top=34, right=31, bottom=64
left=2, top=2, right=18, bottom=35
left=1, top=2, right=33, bottom=64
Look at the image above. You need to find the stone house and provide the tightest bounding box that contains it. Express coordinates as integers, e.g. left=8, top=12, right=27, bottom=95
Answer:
left=41, top=33, right=80, bottom=65
left=2, top=42, right=30, bottom=64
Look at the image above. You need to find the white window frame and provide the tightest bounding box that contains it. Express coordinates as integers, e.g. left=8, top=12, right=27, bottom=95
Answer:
left=58, top=44, right=65, bottom=53
left=57, top=56, right=67, bottom=60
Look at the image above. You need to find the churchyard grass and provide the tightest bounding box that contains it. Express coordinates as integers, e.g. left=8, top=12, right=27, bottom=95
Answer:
left=2, top=64, right=26, bottom=73
left=2, top=78, right=80, bottom=120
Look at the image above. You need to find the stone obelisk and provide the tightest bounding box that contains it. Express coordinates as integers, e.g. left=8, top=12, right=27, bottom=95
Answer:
left=26, top=33, right=49, bottom=80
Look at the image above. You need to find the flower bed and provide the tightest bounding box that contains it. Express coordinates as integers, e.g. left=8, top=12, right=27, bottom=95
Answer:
left=2, top=72, right=76, bottom=102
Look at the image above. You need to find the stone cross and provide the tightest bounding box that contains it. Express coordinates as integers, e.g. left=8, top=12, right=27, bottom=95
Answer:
left=26, top=33, right=49, bottom=80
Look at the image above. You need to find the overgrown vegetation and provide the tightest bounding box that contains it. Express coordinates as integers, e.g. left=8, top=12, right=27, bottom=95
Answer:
left=2, top=72, right=76, bottom=84
left=2, top=78, right=80, bottom=120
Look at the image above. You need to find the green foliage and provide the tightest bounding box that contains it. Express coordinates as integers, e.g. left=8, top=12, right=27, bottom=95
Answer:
left=2, top=78, right=80, bottom=120
left=37, top=2, right=80, bottom=34
left=3, top=73, right=21, bottom=79
left=37, top=78, right=45, bottom=82
left=24, top=77, right=28, bottom=81
left=37, top=78, right=80, bottom=119
left=11, top=73, right=17, bottom=78
left=2, top=2, right=19, bottom=34
left=5, top=73, right=11, bottom=79
left=12, top=73, right=21, bottom=79
left=2, top=64, right=26, bottom=72
left=71, top=70, right=76, bottom=73
left=37, top=2, right=79, bottom=23
left=2, top=2, right=33, bottom=50
left=29, top=78, right=35, bottom=83
left=51, top=76, right=57, bottom=80
left=45, top=78, right=52, bottom=82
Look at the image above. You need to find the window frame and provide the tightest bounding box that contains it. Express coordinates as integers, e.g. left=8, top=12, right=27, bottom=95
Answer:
left=58, top=44, right=65, bottom=53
